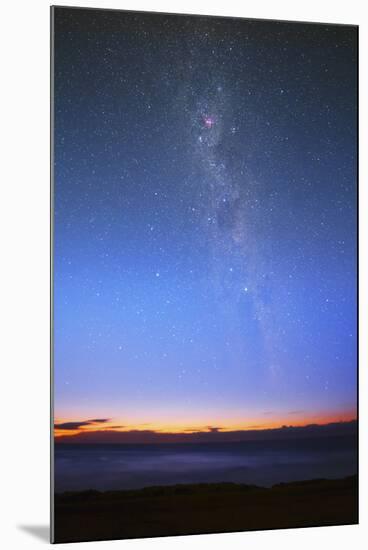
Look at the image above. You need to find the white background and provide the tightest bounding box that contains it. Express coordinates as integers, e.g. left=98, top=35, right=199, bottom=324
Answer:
left=1, top=0, right=366, bottom=548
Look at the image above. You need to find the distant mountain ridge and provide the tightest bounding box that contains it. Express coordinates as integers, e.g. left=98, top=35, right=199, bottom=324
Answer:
left=55, top=419, right=357, bottom=444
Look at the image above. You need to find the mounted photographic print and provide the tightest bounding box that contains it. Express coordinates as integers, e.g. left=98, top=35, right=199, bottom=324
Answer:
left=51, top=6, right=358, bottom=544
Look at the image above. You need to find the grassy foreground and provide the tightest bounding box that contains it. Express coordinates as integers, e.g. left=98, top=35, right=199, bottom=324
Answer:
left=54, top=475, right=358, bottom=543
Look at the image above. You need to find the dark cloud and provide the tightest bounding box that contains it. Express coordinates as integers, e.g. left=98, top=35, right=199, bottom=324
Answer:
left=54, top=418, right=110, bottom=431
left=106, top=425, right=125, bottom=429
left=180, top=426, right=223, bottom=433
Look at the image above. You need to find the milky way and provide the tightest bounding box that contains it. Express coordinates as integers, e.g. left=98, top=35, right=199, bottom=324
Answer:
left=53, top=8, right=357, bottom=428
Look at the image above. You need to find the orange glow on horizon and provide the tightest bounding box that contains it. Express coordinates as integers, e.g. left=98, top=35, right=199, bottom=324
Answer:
left=54, top=408, right=357, bottom=439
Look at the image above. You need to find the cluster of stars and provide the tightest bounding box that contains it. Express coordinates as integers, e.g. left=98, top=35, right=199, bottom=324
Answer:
left=54, top=8, right=357, bottom=426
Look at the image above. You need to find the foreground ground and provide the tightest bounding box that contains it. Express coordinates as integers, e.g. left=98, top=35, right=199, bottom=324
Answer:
left=54, top=475, right=358, bottom=543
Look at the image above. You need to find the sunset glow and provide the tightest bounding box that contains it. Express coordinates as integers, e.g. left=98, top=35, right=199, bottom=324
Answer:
left=54, top=410, right=357, bottom=440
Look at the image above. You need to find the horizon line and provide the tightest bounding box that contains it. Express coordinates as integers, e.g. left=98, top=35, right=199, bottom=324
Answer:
left=54, top=417, right=357, bottom=443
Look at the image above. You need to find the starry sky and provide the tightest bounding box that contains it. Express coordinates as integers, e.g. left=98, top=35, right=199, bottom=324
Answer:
left=53, top=8, right=357, bottom=437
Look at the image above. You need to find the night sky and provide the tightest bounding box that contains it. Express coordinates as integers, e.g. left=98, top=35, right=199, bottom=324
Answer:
left=53, top=8, right=357, bottom=437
